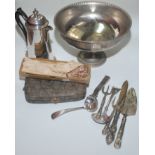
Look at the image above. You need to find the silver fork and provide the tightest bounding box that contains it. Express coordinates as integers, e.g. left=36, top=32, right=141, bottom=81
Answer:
left=102, top=97, right=117, bottom=135
left=102, top=87, right=120, bottom=123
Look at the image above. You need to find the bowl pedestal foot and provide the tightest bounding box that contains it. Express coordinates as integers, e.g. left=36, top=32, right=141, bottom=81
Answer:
left=77, top=51, right=107, bottom=66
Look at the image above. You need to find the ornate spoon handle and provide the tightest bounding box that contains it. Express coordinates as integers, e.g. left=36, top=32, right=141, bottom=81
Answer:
left=102, top=120, right=111, bottom=135
left=114, top=115, right=127, bottom=149
left=102, top=108, right=116, bottom=135
left=106, top=111, right=120, bottom=144
left=51, top=107, right=84, bottom=119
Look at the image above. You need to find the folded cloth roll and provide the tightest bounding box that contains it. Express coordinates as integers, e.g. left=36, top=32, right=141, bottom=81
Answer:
left=20, top=57, right=91, bottom=85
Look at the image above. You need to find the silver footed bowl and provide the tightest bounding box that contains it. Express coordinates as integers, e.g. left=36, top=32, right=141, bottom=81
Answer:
left=54, top=1, right=132, bottom=64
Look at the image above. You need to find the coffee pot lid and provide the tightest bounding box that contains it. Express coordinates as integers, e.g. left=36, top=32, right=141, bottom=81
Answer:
left=27, top=8, right=49, bottom=28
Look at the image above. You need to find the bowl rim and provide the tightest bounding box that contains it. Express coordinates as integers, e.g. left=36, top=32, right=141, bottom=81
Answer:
left=54, top=1, right=132, bottom=44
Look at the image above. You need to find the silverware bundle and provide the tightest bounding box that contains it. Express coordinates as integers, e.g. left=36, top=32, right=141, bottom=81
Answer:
left=51, top=76, right=137, bottom=149
left=94, top=80, right=137, bottom=149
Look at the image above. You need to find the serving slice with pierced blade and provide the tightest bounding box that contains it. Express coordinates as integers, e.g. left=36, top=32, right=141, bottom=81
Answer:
left=114, top=88, right=137, bottom=149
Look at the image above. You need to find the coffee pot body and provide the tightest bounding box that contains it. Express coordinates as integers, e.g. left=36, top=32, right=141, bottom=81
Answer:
left=15, top=8, right=53, bottom=58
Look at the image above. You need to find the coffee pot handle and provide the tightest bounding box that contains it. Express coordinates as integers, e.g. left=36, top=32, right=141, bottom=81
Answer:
left=15, top=8, right=28, bottom=44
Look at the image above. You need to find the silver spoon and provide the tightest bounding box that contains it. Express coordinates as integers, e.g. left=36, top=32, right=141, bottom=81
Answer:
left=51, top=75, right=110, bottom=119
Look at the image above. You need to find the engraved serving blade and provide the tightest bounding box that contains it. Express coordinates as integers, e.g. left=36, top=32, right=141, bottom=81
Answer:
left=120, top=88, right=137, bottom=116
left=114, top=88, right=137, bottom=149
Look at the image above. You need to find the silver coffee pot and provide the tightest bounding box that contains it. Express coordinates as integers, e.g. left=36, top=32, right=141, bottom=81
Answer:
left=15, top=8, right=53, bottom=58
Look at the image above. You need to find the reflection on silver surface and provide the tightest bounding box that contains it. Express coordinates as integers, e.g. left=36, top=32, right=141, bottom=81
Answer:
left=67, top=20, right=119, bottom=42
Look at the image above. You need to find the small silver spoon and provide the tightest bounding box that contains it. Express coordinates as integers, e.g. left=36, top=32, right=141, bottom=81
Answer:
left=51, top=75, right=110, bottom=119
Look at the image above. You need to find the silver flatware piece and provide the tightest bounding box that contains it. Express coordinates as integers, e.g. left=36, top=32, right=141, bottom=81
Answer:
left=106, top=80, right=128, bottom=144
left=51, top=75, right=110, bottom=119
left=114, top=88, right=137, bottom=149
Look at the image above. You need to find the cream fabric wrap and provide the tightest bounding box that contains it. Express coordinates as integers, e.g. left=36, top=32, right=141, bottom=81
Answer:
left=20, top=57, right=91, bottom=84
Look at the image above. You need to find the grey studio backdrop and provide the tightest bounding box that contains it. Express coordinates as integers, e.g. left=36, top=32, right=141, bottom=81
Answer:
left=15, top=0, right=139, bottom=155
